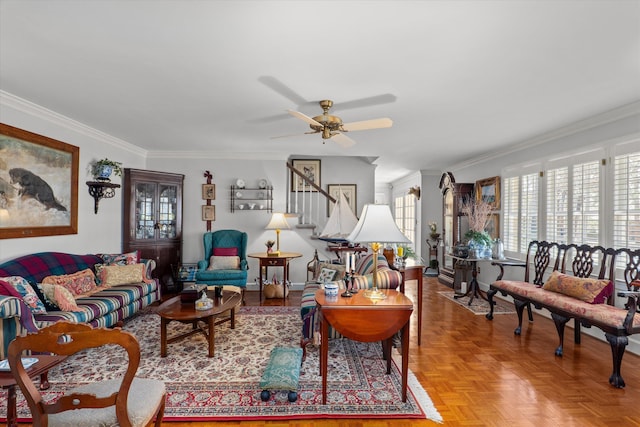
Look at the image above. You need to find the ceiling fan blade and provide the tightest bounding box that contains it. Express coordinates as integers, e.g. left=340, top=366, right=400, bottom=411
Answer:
left=258, top=76, right=314, bottom=107
left=342, top=118, right=393, bottom=132
left=331, top=132, right=356, bottom=147
left=287, top=109, right=323, bottom=127
left=335, top=94, right=397, bottom=111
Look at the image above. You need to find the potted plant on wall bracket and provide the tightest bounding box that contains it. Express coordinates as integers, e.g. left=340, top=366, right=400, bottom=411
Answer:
left=89, top=158, right=123, bottom=182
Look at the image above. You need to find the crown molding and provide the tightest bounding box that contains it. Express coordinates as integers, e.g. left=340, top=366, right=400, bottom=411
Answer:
left=147, top=150, right=288, bottom=160
left=449, top=100, right=640, bottom=170
left=0, top=90, right=147, bottom=157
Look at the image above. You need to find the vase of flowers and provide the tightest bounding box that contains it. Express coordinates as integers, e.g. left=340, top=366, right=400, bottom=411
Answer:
left=265, top=240, right=275, bottom=254
left=461, top=198, right=493, bottom=259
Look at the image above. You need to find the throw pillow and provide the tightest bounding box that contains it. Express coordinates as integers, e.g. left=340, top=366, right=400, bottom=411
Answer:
left=541, top=271, right=613, bottom=304
left=100, top=250, right=140, bottom=266
left=317, top=268, right=337, bottom=283
left=0, top=276, right=47, bottom=314
left=207, top=256, right=240, bottom=270
left=30, top=281, right=60, bottom=311
left=314, top=262, right=347, bottom=281
left=41, top=283, right=81, bottom=312
left=42, top=269, right=98, bottom=297
left=213, top=247, right=238, bottom=256
left=97, top=264, right=145, bottom=287
left=0, top=279, right=23, bottom=298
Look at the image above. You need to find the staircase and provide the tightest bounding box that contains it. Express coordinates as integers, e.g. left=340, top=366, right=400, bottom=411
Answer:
left=285, top=161, right=335, bottom=238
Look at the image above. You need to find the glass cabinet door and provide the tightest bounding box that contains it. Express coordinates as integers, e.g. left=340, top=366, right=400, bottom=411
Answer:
left=158, top=184, right=178, bottom=240
left=135, top=183, right=156, bottom=240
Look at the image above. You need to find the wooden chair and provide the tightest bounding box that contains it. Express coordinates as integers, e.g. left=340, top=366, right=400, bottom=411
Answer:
left=8, top=322, right=166, bottom=427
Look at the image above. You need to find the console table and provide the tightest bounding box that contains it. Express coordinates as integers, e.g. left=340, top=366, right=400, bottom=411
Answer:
left=392, top=262, right=425, bottom=345
left=248, top=252, right=302, bottom=302
left=315, top=289, right=412, bottom=404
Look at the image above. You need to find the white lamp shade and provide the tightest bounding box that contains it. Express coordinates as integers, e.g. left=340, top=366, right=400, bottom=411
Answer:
left=265, top=212, right=290, bottom=230
left=347, top=204, right=411, bottom=244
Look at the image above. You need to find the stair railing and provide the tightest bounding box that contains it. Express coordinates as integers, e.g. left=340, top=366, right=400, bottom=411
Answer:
left=286, top=161, right=335, bottom=235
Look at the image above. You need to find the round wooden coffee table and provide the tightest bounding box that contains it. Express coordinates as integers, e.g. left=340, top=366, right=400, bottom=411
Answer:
left=158, top=288, right=242, bottom=357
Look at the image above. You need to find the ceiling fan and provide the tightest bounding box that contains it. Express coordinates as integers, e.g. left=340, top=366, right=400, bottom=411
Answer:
left=272, top=99, right=393, bottom=147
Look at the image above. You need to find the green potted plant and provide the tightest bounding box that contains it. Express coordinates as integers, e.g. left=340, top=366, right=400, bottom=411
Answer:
left=89, top=158, right=123, bottom=181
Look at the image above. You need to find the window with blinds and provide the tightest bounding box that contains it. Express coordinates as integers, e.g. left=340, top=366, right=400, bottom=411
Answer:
left=520, top=173, right=539, bottom=252
left=502, top=173, right=539, bottom=254
left=503, top=140, right=638, bottom=258
left=613, top=151, right=640, bottom=250
left=394, top=194, right=416, bottom=247
left=546, top=166, right=569, bottom=244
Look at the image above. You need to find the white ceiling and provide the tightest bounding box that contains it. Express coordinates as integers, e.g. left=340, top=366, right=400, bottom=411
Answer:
left=1, top=1, right=639, bottom=183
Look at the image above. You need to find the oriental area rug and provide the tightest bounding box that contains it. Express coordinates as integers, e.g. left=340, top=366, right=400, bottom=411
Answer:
left=438, top=290, right=516, bottom=315
left=1, top=306, right=442, bottom=423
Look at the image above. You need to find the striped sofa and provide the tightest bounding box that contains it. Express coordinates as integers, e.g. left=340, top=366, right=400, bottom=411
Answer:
left=0, top=252, right=161, bottom=359
left=300, top=253, right=403, bottom=349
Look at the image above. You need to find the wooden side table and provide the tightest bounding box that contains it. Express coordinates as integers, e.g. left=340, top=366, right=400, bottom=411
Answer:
left=394, top=262, right=425, bottom=345
left=0, top=355, right=67, bottom=427
left=315, top=289, right=413, bottom=404
left=248, top=252, right=302, bottom=302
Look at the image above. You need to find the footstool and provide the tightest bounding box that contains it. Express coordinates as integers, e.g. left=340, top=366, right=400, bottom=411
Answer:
left=260, top=346, right=303, bottom=402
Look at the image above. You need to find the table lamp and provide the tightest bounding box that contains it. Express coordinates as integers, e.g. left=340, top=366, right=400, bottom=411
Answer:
left=347, top=204, right=411, bottom=300
left=265, top=212, right=290, bottom=256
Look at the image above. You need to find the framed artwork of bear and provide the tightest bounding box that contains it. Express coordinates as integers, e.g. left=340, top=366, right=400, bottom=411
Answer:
left=0, top=123, right=79, bottom=239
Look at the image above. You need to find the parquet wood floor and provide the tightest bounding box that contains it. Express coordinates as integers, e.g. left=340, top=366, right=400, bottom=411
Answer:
left=24, top=278, right=640, bottom=426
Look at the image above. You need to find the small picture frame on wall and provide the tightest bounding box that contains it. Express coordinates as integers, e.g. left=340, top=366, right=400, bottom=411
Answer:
left=327, top=184, right=357, bottom=217
left=202, top=205, right=215, bottom=221
left=202, top=184, right=216, bottom=200
left=291, top=159, right=321, bottom=192
left=475, top=176, right=501, bottom=210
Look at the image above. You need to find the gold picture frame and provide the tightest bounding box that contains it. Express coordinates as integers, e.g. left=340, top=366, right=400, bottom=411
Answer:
left=202, top=205, right=215, bottom=221
left=0, top=123, right=79, bottom=239
left=202, top=184, right=216, bottom=200
left=475, top=176, right=501, bottom=210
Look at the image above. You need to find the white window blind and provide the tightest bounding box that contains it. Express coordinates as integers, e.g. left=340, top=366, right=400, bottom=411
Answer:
left=613, top=151, right=640, bottom=250
left=520, top=173, right=539, bottom=252
left=547, top=166, right=569, bottom=244
left=394, top=194, right=416, bottom=247
left=503, top=176, right=519, bottom=252
left=572, top=161, right=600, bottom=245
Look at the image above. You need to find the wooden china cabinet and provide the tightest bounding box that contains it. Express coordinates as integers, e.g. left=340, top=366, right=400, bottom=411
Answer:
left=123, top=169, right=184, bottom=293
left=438, top=172, right=473, bottom=288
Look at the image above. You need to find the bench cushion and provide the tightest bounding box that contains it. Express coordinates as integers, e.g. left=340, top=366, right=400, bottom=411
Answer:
left=542, top=271, right=613, bottom=304
left=260, top=347, right=302, bottom=391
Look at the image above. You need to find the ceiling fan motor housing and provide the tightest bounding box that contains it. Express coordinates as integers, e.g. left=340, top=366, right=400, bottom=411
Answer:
left=311, top=100, right=343, bottom=138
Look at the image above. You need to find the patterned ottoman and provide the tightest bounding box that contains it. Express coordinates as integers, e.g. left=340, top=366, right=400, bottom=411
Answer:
left=260, top=346, right=303, bottom=402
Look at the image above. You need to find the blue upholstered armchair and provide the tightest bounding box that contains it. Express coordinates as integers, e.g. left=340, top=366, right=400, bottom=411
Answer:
left=196, top=230, right=249, bottom=299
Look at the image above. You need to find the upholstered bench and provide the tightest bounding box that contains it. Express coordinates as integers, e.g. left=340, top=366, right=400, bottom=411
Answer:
left=486, top=242, right=640, bottom=388
left=260, top=346, right=303, bottom=402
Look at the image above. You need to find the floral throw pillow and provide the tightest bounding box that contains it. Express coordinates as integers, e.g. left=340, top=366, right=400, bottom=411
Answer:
left=100, top=250, right=140, bottom=266
left=41, top=283, right=81, bottom=312
left=0, top=276, right=47, bottom=314
left=317, top=268, right=337, bottom=283
left=41, top=269, right=98, bottom=297
left=542, top=271, right=613, bottom=304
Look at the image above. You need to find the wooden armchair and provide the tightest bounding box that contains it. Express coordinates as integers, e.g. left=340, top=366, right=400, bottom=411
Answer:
left=8, top=321, right=166, bottom=427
